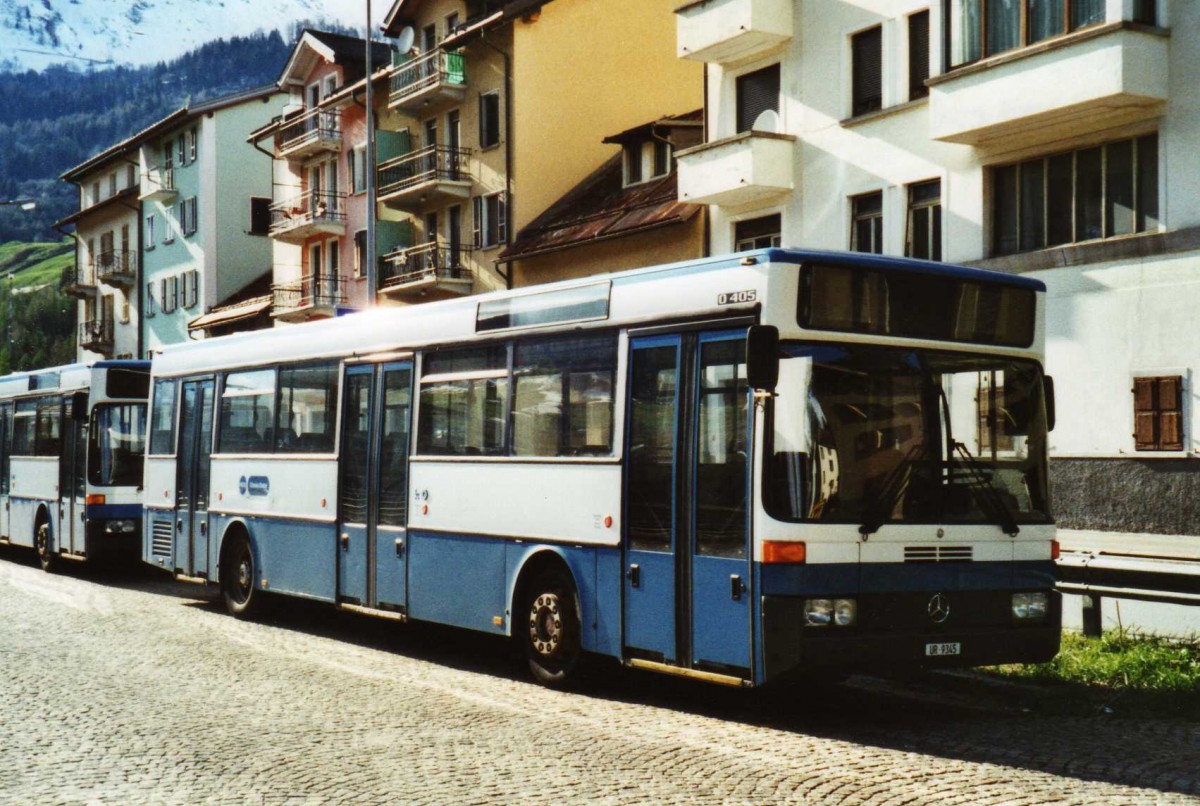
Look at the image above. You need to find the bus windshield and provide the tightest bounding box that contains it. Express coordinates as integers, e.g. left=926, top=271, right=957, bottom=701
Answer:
left=89, top=403, right=147, bottom=488
left=765, top=342, right=1050, bottom=527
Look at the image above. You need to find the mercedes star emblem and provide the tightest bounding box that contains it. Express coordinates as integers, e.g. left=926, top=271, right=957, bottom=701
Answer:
left=927, top=593, right=951, bottom=624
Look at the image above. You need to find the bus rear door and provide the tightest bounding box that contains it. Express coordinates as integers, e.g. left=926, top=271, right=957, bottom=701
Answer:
left=337, top=361, right=413, bottom=611
left=58, top=394, right=87, bottom=555
left=175, top=377, right=215, bottom=578
left=623, top=329, right=753, bottom=678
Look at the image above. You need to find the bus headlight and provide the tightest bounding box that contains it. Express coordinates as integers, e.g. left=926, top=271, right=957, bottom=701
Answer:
left=804, top=598, right=857, bottom=627
left=104, top=519, right=136, bottom=535
left=1012, top=592, right=1048, bottom=621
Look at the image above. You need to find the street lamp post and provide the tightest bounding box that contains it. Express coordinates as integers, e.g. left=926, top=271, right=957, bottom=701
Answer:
left=365, top=0, right=377, bottom=308
left=0, top=198, right=36, bottom=211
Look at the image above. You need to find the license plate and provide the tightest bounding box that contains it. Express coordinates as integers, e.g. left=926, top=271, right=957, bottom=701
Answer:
left=925, top=642, right=961, bottom=657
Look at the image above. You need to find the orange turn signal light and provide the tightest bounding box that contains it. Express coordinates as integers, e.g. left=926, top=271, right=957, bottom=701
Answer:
left=85, top=494, right=106, bottom=506
left=763, top=541, right=806, bottom=564
left=1051, top=539, right=1060, bottom=561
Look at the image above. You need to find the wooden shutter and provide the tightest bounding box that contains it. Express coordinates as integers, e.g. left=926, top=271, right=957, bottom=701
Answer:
left=472, top=196, right=482, bottom=248
left=852, top=26, right=883, bottom=116
left=1158, top=376, right=1183, bottom=450
left=1133, top=377, right=1157, bottom=449
left=735, top=64, right=780, bottom=133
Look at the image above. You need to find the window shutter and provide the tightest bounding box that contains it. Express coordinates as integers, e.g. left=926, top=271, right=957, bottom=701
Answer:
left=498, top=194, right=507, bottom=244
left=1159, top=376, right=1183, bottom=450
left=735, top=64, right=780, bottom=133
left=852, top=26, right=883, bottom=116
left=908, top=11, right=930, bottom=101
left=472, top=197, right=482, bottom=248
left=1133, top=377, right=1158, bottom=449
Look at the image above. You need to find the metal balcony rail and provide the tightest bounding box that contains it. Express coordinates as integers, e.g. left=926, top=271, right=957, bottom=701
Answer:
left=279, top=108, right=341, bottom=151
left=377, top=145, right=471, bottom=197
left=268, top=190, right=347, bottom=234
left=145, top=165, right=175, bottom=192
left=62, top=265, right=97, bottom=292
left=79, top=318, right=114, bottom=348
left=389, top=50, right=466, bottom=101
left=272, top=272, right=348, bottom=312
left=380, top=242, right=471, bottom=287
left=95, top=250, right=136, bottom=282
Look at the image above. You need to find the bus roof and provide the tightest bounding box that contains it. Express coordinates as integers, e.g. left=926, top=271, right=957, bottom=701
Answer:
left=0, top=359, right=150, bottom=398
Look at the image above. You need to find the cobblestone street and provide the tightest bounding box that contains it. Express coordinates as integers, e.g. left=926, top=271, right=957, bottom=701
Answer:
left=1, top=548, right=1198, bottom=805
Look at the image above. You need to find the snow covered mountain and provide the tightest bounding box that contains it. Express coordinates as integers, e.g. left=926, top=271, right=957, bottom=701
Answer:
left=0, top=0, right=368, bottom=71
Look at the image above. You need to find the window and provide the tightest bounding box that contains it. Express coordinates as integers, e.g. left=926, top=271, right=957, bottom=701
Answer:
left=1133, top=0, right=1156, bottom=24
left=89, top=403, right=146, bottom=487
left=446, top=12, right=460, bottom=33
left=145, top=282, right=157, bottom=318
left=992, top=134, right=1158, bottom=256
left=92, top=181, right=101, bottom=205
left=851, top=192, right=883, bottom=254
left=851, top=26, right=883, bottom=117
left=181, top=197, right=198, bottom=237
left=144, top=214, right=156, bottom=249
left=734, top=214, right=782, bottom=251
left=161, top=276, right=179, bottom=314
left=323, top=75, right=337, bottom=99
left=108, top=173, right=117, bottom=196
left=12, top=397, right=60, bottom=457
left=188, top=127, right=197, bottom=162
left=906, top=180, right=942, bottom=261
left=480, top=92, right=501, bottom=148
left=275, top=363, right=338, bottom=453
left=127, top=163, right=136, bottom=188
left=149, top=379, right=177, bottom=455
left=163, top=208, right=175, bottom=244
left=947, top=0, right=1106, bottom=68
left=735, top=64, right=780, bottom=133
left=473, top=192, right=507, bottom=248
left=218, top=368, right=276, bottom=453
left=355, top=229, right=368, bottom=277
left=1134, top=375, right=1183, bottom=451
left=422, top=24, right=437, bottom=52
left=182, top=270, right=199, bottom=309
left=909, top=11, right=930, bottom=101
left=418, top=345, right=509, bottom=456
left=250, top=197, right=271, bottom=236
left=177, top=133, right=186, bottom=166
left=351, top=144, right=368, bottom=193
left=11, top=400, right=35, bottom=456
left=653, top=140, right=672, bottom=178
left=624, top=143, right=643, bottom=185
left=512, top=334, right=617, bottom=457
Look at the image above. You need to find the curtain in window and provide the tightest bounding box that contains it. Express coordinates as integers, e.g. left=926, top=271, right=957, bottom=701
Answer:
left=986, top=0, right=1021, bottom=55
left=1029, top=0, right=1065, bottom=43
left=1071, top=0, right=1105, bottom=29
left=948, top=0, right=982, bottom=66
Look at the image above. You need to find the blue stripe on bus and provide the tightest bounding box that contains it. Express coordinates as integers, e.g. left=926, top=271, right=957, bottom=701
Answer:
left=86, top=503, right=141, bottom=520
left=209, top=514, right=337, bottom=603
left=759, top=560, right=1055, bottom=596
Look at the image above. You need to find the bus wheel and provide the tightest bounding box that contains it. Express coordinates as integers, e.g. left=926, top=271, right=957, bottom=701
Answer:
left=221, top=535, right=261, bottom=619
left=35, top=521, right=55, bottom=573
left=522, top=569, right=581, bottom=687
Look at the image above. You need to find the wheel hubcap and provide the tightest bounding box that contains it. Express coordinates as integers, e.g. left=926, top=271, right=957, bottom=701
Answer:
left=236, top=555, right=252, bottom=597
left=529, top=593, right=563, bottom=657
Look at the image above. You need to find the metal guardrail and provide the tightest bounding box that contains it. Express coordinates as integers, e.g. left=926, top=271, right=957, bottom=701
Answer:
left=279, top=108, right=341, bottom=152
left=79, top=319, right=114, bottom=351
left=272, top=273, right=347, bottom=313
left=380, top=243, right=471, bottom=288
left=377, top=145, right=471, bottom=197
left=95, top=250, right=136, bottom=284
left=268, top=190, right=347, bottom=235
left=389, top=50, right=466, bottom=102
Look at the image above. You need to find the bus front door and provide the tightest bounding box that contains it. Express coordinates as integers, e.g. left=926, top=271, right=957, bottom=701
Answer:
left=58, top=397, right=87, bottom=555
left=623, top=330, right=753, bottom=677
left=338, top=362, right=413, bottom=611
left=176, top=378, right=214, bottom=578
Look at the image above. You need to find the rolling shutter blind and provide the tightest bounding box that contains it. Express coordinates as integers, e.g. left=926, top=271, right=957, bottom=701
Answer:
left=852, top=26, right=883, bottom=116
left=735, top=64, right=780, bottom=133
left=908, top=12, right=930, bottom=101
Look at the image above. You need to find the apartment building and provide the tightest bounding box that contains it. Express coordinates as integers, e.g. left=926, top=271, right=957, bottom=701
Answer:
left=677, top=0, right=1193, bottom=628
left=59, top=144, right=142, bottom=360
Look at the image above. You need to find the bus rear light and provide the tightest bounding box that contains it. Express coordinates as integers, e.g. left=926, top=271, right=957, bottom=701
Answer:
left=85, top=494, right=106, bottom=505
left=1051, top=539, right=1060, bottom=560
left=763, top=541, right=806, bottom=564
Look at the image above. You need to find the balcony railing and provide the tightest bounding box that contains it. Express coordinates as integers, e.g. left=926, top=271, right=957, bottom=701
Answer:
left=377, top=146, right=472, bottom=209
left=278, top=108, right=342, bottom=159
left=95, top=250, right=136, bottom=285
left=62, top=265, right=98, bottom=297
left=79, top=319, right=114, bottom=353
left=141, top=166, right=176, bottom=201
left=389, top=50, right=467, bottom=112
left=380, top=243, right=472, bottom=296
left=268, top=190, right=347, bottom=242
left=272, top=273, right=347, bottom=320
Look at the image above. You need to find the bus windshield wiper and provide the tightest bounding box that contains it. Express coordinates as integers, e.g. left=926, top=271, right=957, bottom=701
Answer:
left=950, top=440, right=1020, bottom=536
left=859, top=442, right=925, bottom=538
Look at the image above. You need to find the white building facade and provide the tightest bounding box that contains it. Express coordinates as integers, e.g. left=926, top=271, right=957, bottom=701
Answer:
left=676, top=0, right=1197, bottom=628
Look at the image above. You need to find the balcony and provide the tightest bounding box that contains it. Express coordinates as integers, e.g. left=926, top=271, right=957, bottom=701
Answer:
left=272, top=273, right=348, bottom=322
left=140, top=166, right=177, bottom=202
left=268, top=190, right=347, bottom=244
left=675, top=0, right=793, bottom=65
left=929, top=24, right=1169, bottom=149
left=377, top=146, right=472, bottom=212
left=676, top=131, right=795, bottom=208
left=277, top=108, right=342, bottom=162
left=62, top=266, right=98, bottom=298
left=379, top=243, right=472, bottom=299
left=79, top=319, right=114, bottom=354
left=95, top=250, right=136, bottom=286
left=389, top=50, right=467, bottom=114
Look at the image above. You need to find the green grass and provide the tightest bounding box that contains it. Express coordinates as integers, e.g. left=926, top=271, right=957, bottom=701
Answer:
left=0, top=239, right=73, bottom=289
left=985, top=631, right=1200, bottom=718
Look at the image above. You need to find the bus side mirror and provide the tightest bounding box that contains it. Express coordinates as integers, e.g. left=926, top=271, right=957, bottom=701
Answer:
left=1043, top=375, right=1056, bottom=432
left=71, top=391, right=88, bottom=421
left=746, top=325, right=779, bottom=392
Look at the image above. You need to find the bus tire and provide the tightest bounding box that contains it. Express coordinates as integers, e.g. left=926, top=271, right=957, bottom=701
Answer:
left=521, top=568, right=582, bottom=688
left=35, top=521, right=55, bottom=573
left=221, top=533, right=261, bottom=619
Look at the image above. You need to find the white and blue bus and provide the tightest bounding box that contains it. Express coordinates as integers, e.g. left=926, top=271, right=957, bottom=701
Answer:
left=0, top=361, right=149, bottom=570
left=142, top=249, right=1059, bottom=686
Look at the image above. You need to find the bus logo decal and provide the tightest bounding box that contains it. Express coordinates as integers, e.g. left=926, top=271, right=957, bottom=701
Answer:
left=239, top=476, right=270, bottom=497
